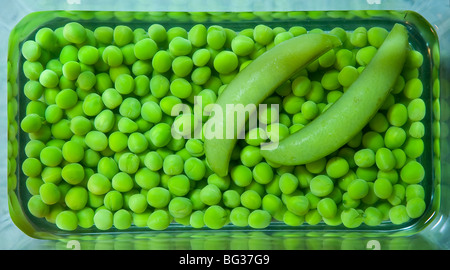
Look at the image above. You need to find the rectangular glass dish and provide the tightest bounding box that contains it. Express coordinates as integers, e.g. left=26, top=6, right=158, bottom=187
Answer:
left=7, top=10, right=441, bottom=240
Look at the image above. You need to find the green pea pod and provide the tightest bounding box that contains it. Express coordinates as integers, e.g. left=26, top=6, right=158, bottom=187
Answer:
left=261, top=23, right=409, bottom=166
left=204, top=33, right=342, bottom=177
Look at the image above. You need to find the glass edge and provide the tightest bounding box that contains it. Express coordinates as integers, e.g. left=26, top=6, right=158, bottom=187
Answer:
left=6, top=9, right=442, bottom=240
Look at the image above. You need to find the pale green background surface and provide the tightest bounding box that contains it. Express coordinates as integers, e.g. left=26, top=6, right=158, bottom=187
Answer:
left=1, top=0, right=449, bottom=249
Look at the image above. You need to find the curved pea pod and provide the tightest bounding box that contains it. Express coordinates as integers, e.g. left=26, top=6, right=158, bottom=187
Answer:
left=261, top=23, right=409, bottom=166
left=204, top=33, right=342, bottom=177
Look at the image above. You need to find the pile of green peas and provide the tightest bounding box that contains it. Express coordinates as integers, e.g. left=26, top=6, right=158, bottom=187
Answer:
left=20, top=21, right=427, bottom=231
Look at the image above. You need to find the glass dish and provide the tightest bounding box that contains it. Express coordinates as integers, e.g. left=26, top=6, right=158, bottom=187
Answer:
left=6, top=9, right=441, bottom=241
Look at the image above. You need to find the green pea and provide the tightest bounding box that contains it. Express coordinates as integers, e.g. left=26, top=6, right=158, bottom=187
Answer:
left=190, top=210, right=205, bottom=229
left=317, top=197, right=337, bottom=219
left=76, top=207, right=94, bottom=229
left=367, top=26, right=388, bottom=48
left=39, top=146, right=62, bottom=167
left=147, top=123, right=172, bottom=148
left=252, top=24, right=273, bottom=45
left=356, top=46, right=377, bottom=66
left=39, top=69, right=59, bottom=88
left=321, top=69, right=340, bottom=91
left=248, top=210, right=271, bottom=229
left=171, top=56, right=193, bottom=78
left=230, top=207, right=250, bottom=227
left=25, top=140, right=46, bottom=159
left=87, top=173, right=111, bottom=195
left=406, top=184, right=425, bottom=202
left=363, top=206, right=383, bottom=226
left=82, top=93, right=103, bottom=116
left=384, top=126, right=407, bottom=149
left=170, top=78, right=192, bottom=99
left=350, top=26, right=367, bottom=47
left=134, top=168, right=160, bottom=191
left=213, top=50, right=238, bottom=74
left=183, top=157, right=206, bottom=181
left=113, top=25, right=133, bottom=47
left=115, top=73, right=135, bottom=95
left=76, top=70, right=96, bottom=91
left=286, top=195, right=309, bottom=216
left=188, top=24, right=207, bottom=47
left=65, top=186, right=88, bottom=211
left=134, top=38, right=158, bottom=60
left=147, top=209, right=171, bottom=230
left=63, top=22, right=86, bottom=44
left=103, top=190, right=123, bottom=211
left=389, top=205, right=410, bottom=225
left=387, top=103, right=408, bottom=127
left=373, top=177, right=393, bottom=199
left=99, top=88, right=122, bottom=110
left=107, top=172, right=132, bottom=193
left=61, top=163, right=85, bottom=185
left=309, top=175, right=334, bottom=197
left=409, top=121, right=425, bottom=139
left=106, top=132, right=126, bottom=153
left=192, top=48, right=211, bottom=67
left=169, top=197, right=193, bottom=219
left=375, top=147, right=396, bottom=171
left=400, top=161, right=425, bottom=184
left=23, top=80, right=44, bottom=101
left=61, top=140, right=84, bottom=163
left=203, top=205, right=228, bottom=229
left=152, top=50, right=173, bottom=73
left=147, top=187, right=171, bottom=209
left=231, top=165, right=253, bottom=187
left=167, top=174, right=190, bottom=197
left=56, top=210, right=78, bottom=231
left=169, top=36, right=192, bottom=56
left=127, top=132, right=148, bottom=154
left=118, top=152, right=140, bottom=174
left=362, top=131, right=384, bottom=151
left=22, top=40, right=42, bottom=61
left=162, top=154, right=184, bottom=175
left=231, top=35, right=255, bottom=56
left=94, top=208, right=113, bottom=230
left=23, top=61, right=44, bottom=81
left=128, top=193, right=148, bottom=214
left=403, top=78, right=423, bottom=99
left=341, top=208, right=363, bottom=228
left=93, top=110, right=114, bottom=134
left=403, top=137, right=424, bottom=159
left=78, top=45, right=99, bottom=66
left=406, top=197, right=426, bottom=218
left=318, top=49, right=336, bottom=68
left=119, top=97, right=141, bottom=119
left=102, top=45, right=123, bottom=67
left=326, top=157, right=349, bottom=179
left=39, top=182, right=61, bottom=205
left=142, top=151, right=162, bottom=172
left=116, top=117, right=136, bottom=134
left=93, top=26, right=113, bottom=44
left=148, top=74, right=169, bottom=99
left=111, top=209, right=131, bottom=230
left=206, top=26, right=226, bottom=50
left=148, top=24, right=167, bottom=43
left=21, top=113, right=42, bottom=133
left=84, top=131, right=108, bottom=152
left=347, top=179, right=369, bottom=200
left=407, top=98, right=426, bottom=121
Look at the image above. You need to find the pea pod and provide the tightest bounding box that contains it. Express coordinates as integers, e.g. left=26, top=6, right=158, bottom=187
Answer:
left=261, top=23, right=409, bottom=166
left=204, top=33, right=342, bottom=177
